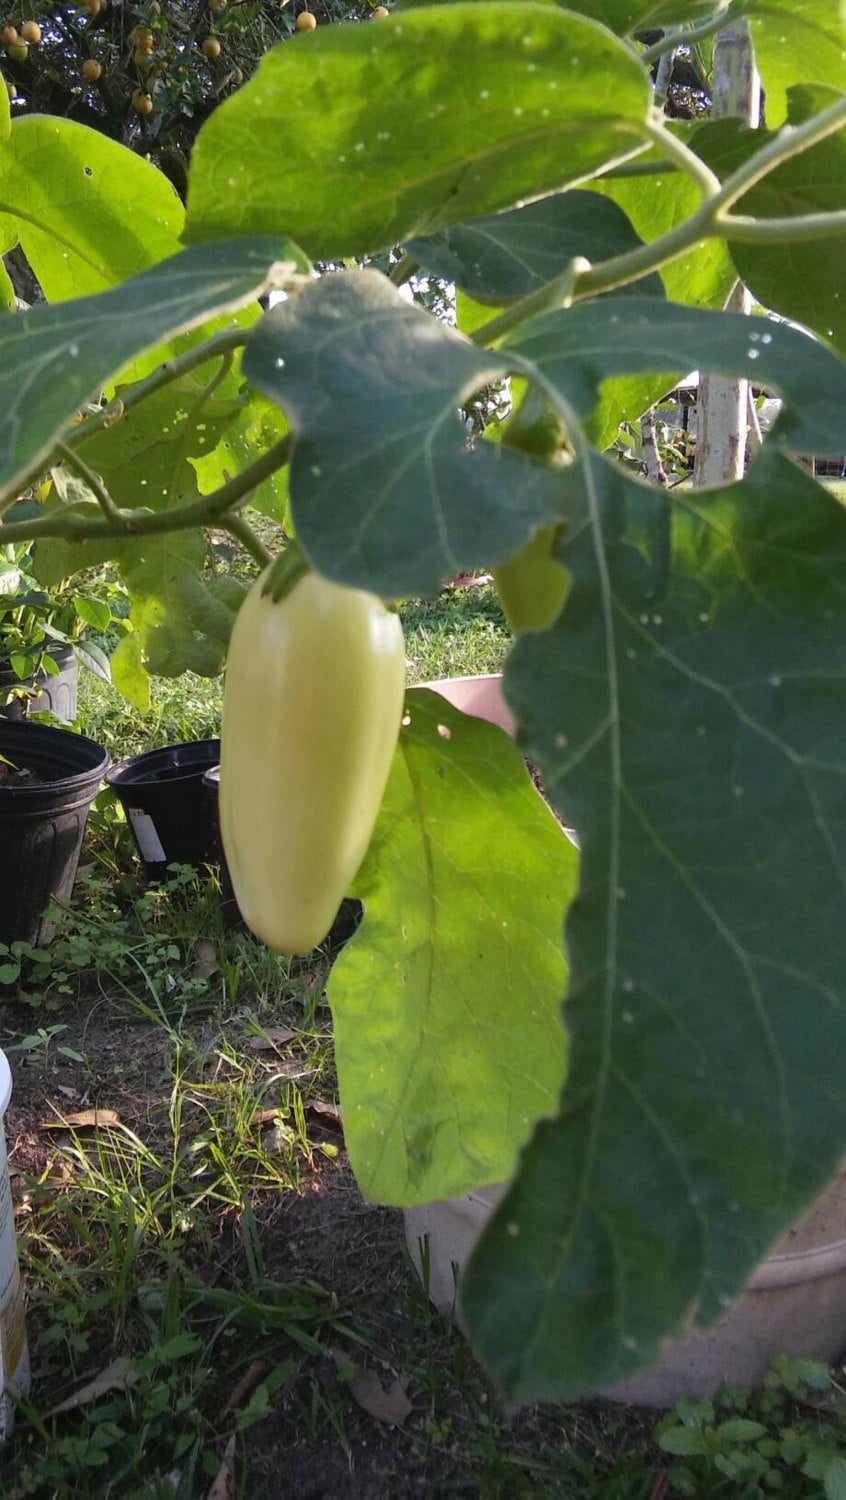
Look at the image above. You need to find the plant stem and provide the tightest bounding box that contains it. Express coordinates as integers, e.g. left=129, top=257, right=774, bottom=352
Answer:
left=69, top=328, right=250, bottom=447
left=639, top=3, right=737, bottom=65
left=715, top=93, right=846, bottom=211
left=576, top=93, right=846, bottom=299
left=716, top=209, right=846, bottom=242
left=641, top=114, right=722, bottom=198
left=53, top=441, right=128, bottom=529
left=0, top=435, right=291, bottom=547
left=388, top=252, right=419, bottom=287
left=471, top=259, right=591, bottom=347
left=222, top=513, right=274, bottom=567
left=598, top=157, right=676, bottom=178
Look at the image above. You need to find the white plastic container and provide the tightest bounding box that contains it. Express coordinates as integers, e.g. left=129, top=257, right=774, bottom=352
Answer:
left=0, top=1049, right=29, bottom=1440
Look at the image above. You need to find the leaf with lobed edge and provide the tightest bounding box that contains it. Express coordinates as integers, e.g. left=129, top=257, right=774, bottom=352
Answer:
left=184, top=3, right=652, bottom=259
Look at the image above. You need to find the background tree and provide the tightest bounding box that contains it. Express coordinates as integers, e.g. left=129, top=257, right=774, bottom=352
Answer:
left=1, top=0, right=366, bottom=193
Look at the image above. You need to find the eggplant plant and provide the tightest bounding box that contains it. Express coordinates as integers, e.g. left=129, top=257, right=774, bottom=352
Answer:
left=1, top=0, right=845, bottom=1404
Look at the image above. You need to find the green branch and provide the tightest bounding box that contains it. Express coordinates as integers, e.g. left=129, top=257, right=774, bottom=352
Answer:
left=222, top=513, right=274, bottom=567
left=389, top=252, right=420, bottom=288
left=638, top=3, right=738, bottom=66
left=574, top=94, right=846, bottom=301
left=470, top=259, right=591, bottom=347
left=598, top=157, right=676, bottom=179
left=714, top=94, right=846, bottom=212
left=717, top=210, right=846, bottom=242
left=0, top=434, right=291, bottom=547
left=54, top=441, right=127, bottom=529
left=641, top=113, right=722, bottom=199
left=70, top=326, right=250, bottom=447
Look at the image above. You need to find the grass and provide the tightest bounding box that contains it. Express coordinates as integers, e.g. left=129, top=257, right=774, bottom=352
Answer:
left=4, top=579, right=846, bottom=1496
left=75, top=581, right=511, bottom=762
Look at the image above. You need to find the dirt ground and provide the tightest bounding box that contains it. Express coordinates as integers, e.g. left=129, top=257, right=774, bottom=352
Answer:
left=1, top=991, right=661, bottom=1499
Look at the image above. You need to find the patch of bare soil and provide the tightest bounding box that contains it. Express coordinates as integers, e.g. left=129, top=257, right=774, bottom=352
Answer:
left=0, top=993, right=661, bottom=1499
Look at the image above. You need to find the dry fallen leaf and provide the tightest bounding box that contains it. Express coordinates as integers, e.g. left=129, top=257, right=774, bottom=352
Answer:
left=193, top=939, right=220, bottom=979
left=332, top=1350, right=412, bottom=1427
left=41, top=1108, right=121, bottom=1131
left=246, top=1027, right=296, bottom=1051
left=304, top=1098, right=343, bottom=1127
left=47, top=1355, right=134, bottom=1416
left=205, top=1435, right=237, bottom=1500
left=56, top=1084, right=81, bottom=1101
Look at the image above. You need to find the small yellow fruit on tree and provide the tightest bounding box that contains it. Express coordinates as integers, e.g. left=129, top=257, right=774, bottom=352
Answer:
left=3, top=71, right=17, bottom=98
left=20, top=19, right=40, bottom=42
left=86, top=0, right=102, bottom=15
left=1, top=24, right=17, bottom=43
left=6, top=39, right=28, bottom=60
left=371, top=6, right=389, bottom=15
left=295, top=10, right=316, bottom=29
left=131, top=86, right=153, bottom=114
left=81, top=56, right=102, bottom=78
left=201, top=34, right=220, bottom=57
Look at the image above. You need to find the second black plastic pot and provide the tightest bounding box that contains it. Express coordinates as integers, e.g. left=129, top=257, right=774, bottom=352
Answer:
left=106, top=740, right=221, bottom=880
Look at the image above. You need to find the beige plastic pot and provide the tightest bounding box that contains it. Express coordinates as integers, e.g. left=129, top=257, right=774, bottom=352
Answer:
left=418, top=671, right=516, bottom=738
left=404, top=676, right=846, bottom=1405
left=405, top=1170, right=846, bottom=1406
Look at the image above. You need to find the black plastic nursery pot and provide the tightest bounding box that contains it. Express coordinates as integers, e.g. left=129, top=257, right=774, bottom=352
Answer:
left=0, top=644, right=79, bottom=723
left=0, top=721, right=109, bottom=947
left=107, top=739, right=221, bottom=880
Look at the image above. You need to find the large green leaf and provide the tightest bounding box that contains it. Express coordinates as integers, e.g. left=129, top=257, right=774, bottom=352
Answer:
left=0, top=115, right=184, bottom=298
left=184, top=4, right=651, bottom=259
left=241, top=269, right=567, bottom=597
left=746, top=0, right=846, bottom=125
left=395, top=0, right=718, bottom=34
left=330, top=688, right=577, bottom=1205
left=504, top=296, right=846, bottom=454
left=0, top=236, right=297, bottom=506
left=0, top=117, right=293, bottom=522
left=694, top=89, right=846, bottom=356
left=407, top=190, right=664, bottom=304
left=461, top=445, right=846, bottom=1401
